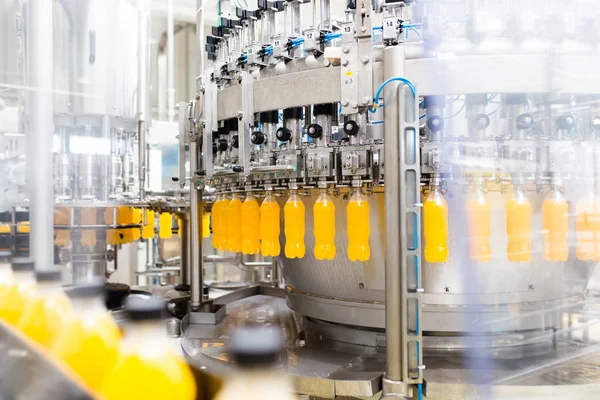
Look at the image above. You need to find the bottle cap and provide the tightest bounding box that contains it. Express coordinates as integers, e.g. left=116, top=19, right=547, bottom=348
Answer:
left=229, top=326, right=283, bottom=367
left=0, top=250, right=12, bottom=263
left=126, top=297, right=166, bottom=321
left=35, top=270, right=62, bottom=283
left=11, top=257, right=35, bottom=272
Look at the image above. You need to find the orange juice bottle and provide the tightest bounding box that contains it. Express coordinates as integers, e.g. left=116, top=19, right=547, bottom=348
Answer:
left=202, top=213, right=211, bottom=238
left=100, top=298, right=196, bottom=400
left=212, top=195, right=231, bottom=251
left=131, top=208, right=142, bottom=241
left=466, top=184, right=492, bottom=262
left=54, top=208, right=72, bottom=247
left=105, top=208, right=119, bottom=245
left=159, top=212, right=173, bottom=239
left=260, top=191, right=281, bottom=257
left=52, top=283, right=121, bottom=392
left=576, top=194, right=600, bottom=261
left=423, top=186, right=449, bottom=263
left=506, top=187, right=532, bottom=262
left=118, top=207, right=133, bottom=244
left=347, top=189, right=370, bottom=262
left=17, top=270, right=72, bottom=349
left=141, top=210, right=155, bottom=240
left=284, top=191, right=306, bottom=259
left=241, top=195, right=260, bottom=255
left=0, top=258, right=36, bottom=326
left=543, top=188, right=569, bottom=262
left=313, top=189, right=336, bottom=260
left=227, top=194, right=243, bottom=253
left=81, top=208, right=97, bottom=247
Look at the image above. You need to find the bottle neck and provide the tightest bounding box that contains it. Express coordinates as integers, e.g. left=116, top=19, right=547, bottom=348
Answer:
left=13, top=271, right=35, bottom=285
left=36, top=281, right=64, bottom=296
left=71, top=296, right=105, bottom=315
left=0, top=262, right=11, bottom=275
left=123, top=320, right=165, bottom=350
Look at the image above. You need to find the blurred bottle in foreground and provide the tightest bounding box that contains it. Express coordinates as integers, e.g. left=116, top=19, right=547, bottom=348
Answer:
left=0, top=258, right=36, bottom=326
left=215, top=327, right=297, bottom=400
left=100, top=297, right=196, bottom=400
left=0, top=250, right=13, bottom=296
left=52, top=282, right=121, bottom=393
left=543, top=186, right=569, bottom=262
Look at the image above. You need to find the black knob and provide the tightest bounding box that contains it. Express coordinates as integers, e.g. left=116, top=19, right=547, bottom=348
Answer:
left=344, top=120, right=360, bottom=136
left=592, top=117, right=600, bottom=131
left=557, top=114, right=575, bottom=130
left=171, top=177, right=179, bottom=182
left=427, top=115, right=444, bottom=132
left=516, top=113, right=534, bottom=130
left=276, top=127, right=292, bottom=142
left=232, top=135, right=239, bottom=149
left=232, top=166, right=243, bottom=173
left=218, top=139, right=228, bottom=152
left=307, top=124, right=323, bottom=139
left=251, top=131, right=265, bottom=145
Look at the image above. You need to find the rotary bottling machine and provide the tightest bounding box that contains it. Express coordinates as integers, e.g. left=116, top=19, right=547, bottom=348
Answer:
left=180, top=0, right=600, bottom=399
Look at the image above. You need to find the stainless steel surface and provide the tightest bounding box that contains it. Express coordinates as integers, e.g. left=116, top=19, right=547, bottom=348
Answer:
left=190, top=140, right=204, bottom=309
left=166, top=318, right=181, bottom=338
left=180, top=213, right=190, bottom=286
left=27, top=0, right=55, bottom=272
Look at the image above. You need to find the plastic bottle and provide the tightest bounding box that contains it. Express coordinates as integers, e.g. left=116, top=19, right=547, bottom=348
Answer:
left=117, top=207, right=133, bottom=244
left=81, top=208, right=97, bottom=247
left=0, top=258, right=36, bottom=326
left=241, top=195, right=260, bottom=255
left=52, top=283, right=121, bottom=392
left=104, top=208, right=119, bottom=246
left=506, top=187, right=532, bottom=262
left=100, top=298, right=196, bottom=400
left=466, top=185, right=492, bottom=262
left=17, top=270, right=71, bottom=349
left=131, top=208, right=142, bottom=241
left=313, top=189, right=336, bottom=260
left=54, top=207, right=72, bottom=247
left=141, top=210, right=155, bottom=240
left=212, top=195, right=231, bottom=251
left=214, top=327, right=298, bottom=400
left=284, top=191, right=306, bottom=259
left=159, top=212, right=173, bottom=239
left=260, top=191, right=281, bottom=257
left=576, top=194, right=600, bottom=261
left=227, top=194, right=243, bottom=253
left=202, top=213, right=211, bottom=238
left=423, top=186, right=449, bottom=263
left=347, top=189, right=370, bottom=262
left=543, top=188, right=569, bottom=262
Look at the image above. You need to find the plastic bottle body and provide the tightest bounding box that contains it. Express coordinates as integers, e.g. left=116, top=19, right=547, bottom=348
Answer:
left=284, top=193, right=306, bottom=259
left=347, top=191, right=370, bottom=262
left=543, top=190, right=569, bottom=262
left=241, top=196, right=260, bottom=255
left=212, top=196, right=231, bottom=250
left=260, top=193, right=281, bottom=257
left=81, top=209, right=97, bottom=247
left=313, top=191, right=336, bottom=260
left=576, top=195, right=600, bottom=261
left=105, top=208, right=119, bottom=245
left=466, top=188, right=492, bottom=262
left=131, top=208, right=142, bottom=241
left=118, top=207, right=133, bottom=244
left=423, top=188, right=448, bottom=263
left=506, top=190, right=532, bottom=262
left=202, top=213, right=211, bottom=238
left=142, top=210, right=155, bottom=240
left=0, top=276, right=36, bottom=326
left=215, top=370, right=298, bottom=400
left=227, top=195, right=243, bottom=252
left=54, top=208, right=72, bottom=247
left=158, top=212, right=173, bottom=239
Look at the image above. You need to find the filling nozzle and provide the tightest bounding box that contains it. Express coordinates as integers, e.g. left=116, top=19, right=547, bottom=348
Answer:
left=465, top=94, right=490, bottom=141
left=278, top=108, right=303, bottom=150
left=308, top=103, right=335, bottom=148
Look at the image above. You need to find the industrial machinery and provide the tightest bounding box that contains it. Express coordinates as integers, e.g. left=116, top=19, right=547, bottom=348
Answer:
left=179, top=0, right=600, bottom=399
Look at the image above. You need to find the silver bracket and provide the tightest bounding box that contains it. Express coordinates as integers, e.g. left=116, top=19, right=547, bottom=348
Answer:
left=239, top=71, right=254, bottom=176
left=178, top=101, right=190, bottom=189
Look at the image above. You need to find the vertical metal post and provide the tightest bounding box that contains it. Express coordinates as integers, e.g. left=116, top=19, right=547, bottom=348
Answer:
left=190, top=139, right=205, bottom=309
left=27, top=0, right=55, bottom=272
left=178, top=102, right=188, bottom=189
left=180, top=213, right=190, bottom=286
left=239, top=71, right=254, bottom=175
left=138, top=0, right=151, bottom=199
left=167, top=0, right=175, bottom=122
left=320, top=0, right=332, bottom=31
left=196, top=0, right=205, bottom=92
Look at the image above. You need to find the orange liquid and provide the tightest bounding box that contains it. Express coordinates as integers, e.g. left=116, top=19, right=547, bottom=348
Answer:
left=52, top=309, right=121, bottom=392
left=284, top=193, right=306, bottom=259
left=313, top=192, right=336, bottom=260
left=0, top=278, right=35, bottom=326
left=506, top=193, right=532, bottom=262
left=131, top=208, right=142, bottom=241
left=241, top=196, right=260, bottom=255
left=118, top=207, right=133, bottom=244
left=17, top=288, right=72, bottom=349
left=260, top=193, right=281, bottom=257
left=54, top=208, right=72, bottom=247
left=576, top=196, right=600, bottom=261
left=466, top=189, right=492, bottom=262
left=81, top=209, right=97, bottom=247
left=142, top=210, right=155, bottom=240
left=543, top=191, right=569, bottom=262
left=347, top=192, right=370, bottom=262
left=159, top=212, right=173, bottom=239
left=105, top=208, right=119, bottom=245
left=227, top=195, right=243, bottom=253
left=202, top=213, right=211, bottom=238
left=212, top=197, right=231, bottom=250
left=423, top=189, right=448, bottom=263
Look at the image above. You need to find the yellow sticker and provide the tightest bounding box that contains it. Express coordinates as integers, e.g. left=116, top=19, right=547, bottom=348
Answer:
left=345, top=71, right=353, bottom=77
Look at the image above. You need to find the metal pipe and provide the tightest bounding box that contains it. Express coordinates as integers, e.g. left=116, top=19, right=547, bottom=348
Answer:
left=137, top=0, right=150, bottom=199
left=196, top=0, right=205, bottom=91
left=180, top=213, right=190, bottom=286
left=189, top=140, right=205, bottom=309
left=167, top=0, right=175, bottom=122
left=27, top=0, right=55, bottom=272
left=383, top=46, right=403, bottom=383
left=320, top=0, right=332, bottom=31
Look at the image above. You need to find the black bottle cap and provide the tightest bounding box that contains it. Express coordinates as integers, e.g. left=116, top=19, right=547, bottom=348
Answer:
left=11, top=257, right=34, bottom=272
left=126, top=297, right=166, bottom=322
left=251, top=131, right=265, bottom=145
left=343, top=120, right=360, bottom=136
left=276, top=127, right=292, bottom=142
left=307, top=124, right=323, bottom=139
left=36, top=270, right=62, bottom=283
left=229, top=327, right=283, bottom=367
left=283, top=107, right=303, bottom=120
left=0, top=250, right=11, bottom=263
left=313, top=103, right=335, bottom=116
left=260, top=111, right=279, bottom=124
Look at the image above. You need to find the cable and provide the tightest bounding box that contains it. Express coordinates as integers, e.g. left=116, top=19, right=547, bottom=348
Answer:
left=444, top=103, right=465, bottom=119
left=369, top=77, right=417, bottom=113
left=323, top=32, right=342, bottom=43
left=406, top=26, right=423, bottom=39
left=487, top=104, right=502, bottom=116
left=419, top=114, right=426, bottom=120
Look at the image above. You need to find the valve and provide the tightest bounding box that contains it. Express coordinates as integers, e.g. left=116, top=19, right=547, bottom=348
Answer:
left=343, top=120, right=360, bottom=136
left=276, top=127, right=292, bottom=142
left=251, top=131, right=265, bottom=145
left=307, top=124, right=323, bottom=139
